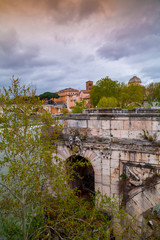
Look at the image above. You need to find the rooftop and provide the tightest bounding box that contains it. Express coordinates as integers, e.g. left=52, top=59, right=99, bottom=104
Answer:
left=129, top=76, right=142, bottom=84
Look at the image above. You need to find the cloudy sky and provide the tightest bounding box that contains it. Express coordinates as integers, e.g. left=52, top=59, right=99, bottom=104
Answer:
left=0, top=0, right=160, bottom=94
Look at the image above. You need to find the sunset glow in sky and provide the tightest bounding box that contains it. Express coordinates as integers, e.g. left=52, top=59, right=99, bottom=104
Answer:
left=0, top=0, right=160, bottom=94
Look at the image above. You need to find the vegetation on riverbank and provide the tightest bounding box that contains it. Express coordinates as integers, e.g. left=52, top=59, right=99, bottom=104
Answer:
left=0, top=77, right=141, bottom=239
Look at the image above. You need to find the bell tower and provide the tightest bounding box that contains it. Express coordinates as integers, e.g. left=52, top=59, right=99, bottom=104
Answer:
left=86, top=80, right=93, bottom=91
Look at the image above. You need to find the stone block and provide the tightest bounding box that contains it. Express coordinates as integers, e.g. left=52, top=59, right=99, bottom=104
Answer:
left=143, top=121, right=152, bottom=131
left=111, top=120, right=123, bottom=130
left=120, top=130, right=129, bottom=139
left=130, top=121, right=143, bottom=131
left=152, top=121, right=160, bottom=131
left=102, top=159, right=110, bottom=172
left=129, top=152, right=135, bottom=162
left=88, top=120, right=102, bottom=129
left=111, top=177, right=119, bottom=186
left=132, top=152, right=146, bottom=163
left=102, top=120, right=110, bottom=130
left=89, top=152, right=97, bottom=161
left=95, top=174, right=102, bottom=183
left=122, top=151, right=130, bottom=161
left=134, top=152, right=143, bottom=162
left=102, top=185, right=111, bottom=197
left=95, top=183, right=102, bottom=192
left=92, top=157, right=101, bottom=167
left=111, top=168, right=119, bottom=183
left=126, top=199, right=137, bottom=216
left=111, top=184, right=119, bottom=196
left=85, top=150, right=97, bottom=162
left=57, top=148, right=67, bottom=160
left=67, top=120, right=78, bottom=128
left=141, top=153, right=150, bottom=162
left=90, top=116, right=98, bottom=120
left=128, top=130, right=141, bottom=139
left=156, top=131, right=160, bottom=141
left=123, top=120, right=130, bottom=130
left=111, top=151, right=120, bottom=160
left=111, top=130, right=121, bottom=138
left=90, top=128, right=99, bottom=136
left=102, top=166, right=110, bottom=175
left=93, top=158, right=102, bottom=174
left=119, top=151, right=125, bottom=161
left=99, top=129, right=110, bottom=138
left=83, top=150, right=91, bottom=159
left=102, top=174, right=110, bottom=185
left=77, top=120, right=87, bottom=128
left=119, top=116, right=129, bottom=121
left=94, top=168, right=102, bottom=175
left=148, top=154, right=159, bottom=164
left=111, top=159, right=120, bottom=168
left=144, top=153, right=152, bottom=164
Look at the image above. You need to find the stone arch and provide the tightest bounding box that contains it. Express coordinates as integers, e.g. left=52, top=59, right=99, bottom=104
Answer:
left=66, top=155, right=95, bottom=197
left=126, top=182, right=160, bottom=217
left=54, top=144, right=102, bottom=195
left=55, top=144, right=99, bottom=174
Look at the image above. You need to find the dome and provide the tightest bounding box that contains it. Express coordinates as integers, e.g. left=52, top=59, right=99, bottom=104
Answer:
left=128, top=76, right=141, bottom=85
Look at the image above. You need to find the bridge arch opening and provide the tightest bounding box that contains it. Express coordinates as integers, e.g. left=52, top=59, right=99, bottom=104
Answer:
left=67, top=155, right=95, bottom=198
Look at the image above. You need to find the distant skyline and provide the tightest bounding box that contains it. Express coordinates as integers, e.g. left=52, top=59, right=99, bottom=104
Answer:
left=0, top=0, right=160, bottom=94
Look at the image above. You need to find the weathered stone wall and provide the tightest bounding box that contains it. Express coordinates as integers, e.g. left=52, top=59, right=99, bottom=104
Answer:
left=59, top=113, right=160, bottom=141
left=55, top=112, right=160, bottom=217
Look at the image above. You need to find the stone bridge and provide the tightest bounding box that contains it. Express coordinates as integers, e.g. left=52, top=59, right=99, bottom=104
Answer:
left=54, top=108, right=160, bottom=218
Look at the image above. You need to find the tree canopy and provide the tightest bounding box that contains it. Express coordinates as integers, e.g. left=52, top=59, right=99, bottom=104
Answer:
left=97, top=96, right=118, bottom=108
left=90, top=76, right=148, bottom=109
left=90, top=77, right=121, bottom=107
left=119, top=84, right=145, bottom=108
left=146, top=82, right=160, bottom=103
left=39, top=92, right=59, bottom=100
left=0, top=77, right=62, bottom=239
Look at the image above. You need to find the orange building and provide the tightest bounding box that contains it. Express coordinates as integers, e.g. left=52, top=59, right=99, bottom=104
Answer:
left=55, top=81, right=93, bottom=111
left=54, top=88, right=80, bottom=110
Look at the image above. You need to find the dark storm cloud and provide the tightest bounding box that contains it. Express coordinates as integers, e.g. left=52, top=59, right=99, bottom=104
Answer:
left=0, top=29, right=18, bottom=55
left=0, top=29, right=39, bottom=69
left=0, top=29, right=59, bottom=70
left=0, top=47, right=39, bottom=69
left=0, top=0, right=114, bottom=23
left=78, top=0, right=111, bottom=19
left=97, top=36, right=159, bottom=60
left=38, top=0, right=114, bottom=22
left=0, top=0, right=160, bottom=92
left=97, top=0, right=160, bottom=60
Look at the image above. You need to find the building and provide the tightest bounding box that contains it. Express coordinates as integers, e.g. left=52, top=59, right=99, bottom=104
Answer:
left=55, top=81, right=93, bottom=111
left=86, top=81, right=93, bottom=91
left=128, top=76, right=142, bottom=85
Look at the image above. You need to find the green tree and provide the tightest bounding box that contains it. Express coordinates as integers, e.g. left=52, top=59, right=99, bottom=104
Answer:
left=146, top=82, right=160, bottom=103
left=39, top=92, right=59, bottom=104
left=119, top=84, right=145, bottom=108
left=0, top=77, right=139, bottom=239
left=72, top=100, right=86, bottom=113
left=97, top=96, right=118, bottom=108
left=0, top=77, right=62, bottom=239
left=90, top=77, right=121, bottom=107
left=39, top=92, right=59, bottom=100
